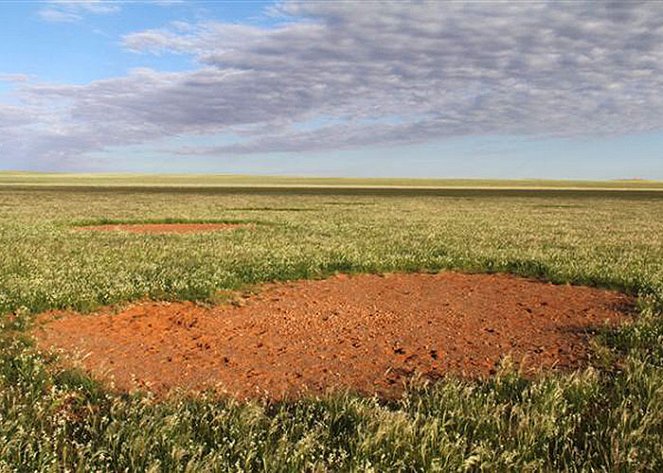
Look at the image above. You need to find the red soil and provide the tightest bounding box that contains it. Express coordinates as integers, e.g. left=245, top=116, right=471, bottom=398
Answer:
left=35, top=272, right=634, bottom=400
left=75, top=223, right=245, bottom=234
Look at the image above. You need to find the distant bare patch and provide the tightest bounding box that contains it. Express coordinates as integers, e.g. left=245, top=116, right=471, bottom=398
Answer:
left=75, top=223, right=247, bottom=234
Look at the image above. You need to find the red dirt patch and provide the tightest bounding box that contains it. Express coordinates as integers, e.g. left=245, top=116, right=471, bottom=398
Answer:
left=35, top=272, right=633, bottom=400
left=75, top=223, right=245, bottom=234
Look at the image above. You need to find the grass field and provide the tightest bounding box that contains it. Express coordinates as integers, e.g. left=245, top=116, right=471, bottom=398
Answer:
left=2, top=171, right=663, bottom=190
left=1, top=176, right=662, bottom=471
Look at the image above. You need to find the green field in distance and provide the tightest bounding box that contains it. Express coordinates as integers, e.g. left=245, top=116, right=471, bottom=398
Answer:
left=2, top=171, right=662, bottom=190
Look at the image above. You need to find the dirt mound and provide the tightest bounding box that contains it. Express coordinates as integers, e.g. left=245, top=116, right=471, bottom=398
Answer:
left=35, top=272, right=633, bottom=400
left=75, top=223, right=245, bottom=234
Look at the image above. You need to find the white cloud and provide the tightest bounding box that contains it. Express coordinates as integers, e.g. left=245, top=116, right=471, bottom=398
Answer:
left=38, top=0, right=121, bottom=22
left=149, top=0, right=185, bottom=5
left=0, top=74, right=31, bottom=83
left=0, top=104, right=35, bottom=128
left=10, top=1, right=663, bottom=165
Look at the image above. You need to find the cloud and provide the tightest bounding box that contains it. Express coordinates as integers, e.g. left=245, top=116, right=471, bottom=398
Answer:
left=0, top=74, right=31, bottom=83
left=149, top=0, right=185, bottom=5
left=9, top=1, right=663, bottom=165
left=38, top=0, right=121, bottom=22
left=0, top=105, right=35, bottom=129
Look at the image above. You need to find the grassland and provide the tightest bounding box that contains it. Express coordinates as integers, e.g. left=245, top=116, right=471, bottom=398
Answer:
left=0, top=177, right=662, bottom=471
left=2, top=171, right=663, bottom=190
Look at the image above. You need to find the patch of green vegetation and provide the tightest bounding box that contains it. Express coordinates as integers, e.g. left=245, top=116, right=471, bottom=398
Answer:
left=69, top=216, right=270, bottom=228
left=224, top=207, right=319, bottom=212
left=0, top=184, right=662, bottom=470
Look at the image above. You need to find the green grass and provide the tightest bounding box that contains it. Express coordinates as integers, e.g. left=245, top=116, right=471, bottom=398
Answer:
left=1, top=184, right=662, bottom=471
left=70, top=217, right=270, bottom=229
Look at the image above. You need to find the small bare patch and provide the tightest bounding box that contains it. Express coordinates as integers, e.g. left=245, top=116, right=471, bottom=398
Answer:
left=34, top=272, right=634, bottom=400
left=75, top=223, right=246, bottom=234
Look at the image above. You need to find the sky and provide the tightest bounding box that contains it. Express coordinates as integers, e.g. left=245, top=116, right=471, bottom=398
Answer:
left=1, top=0, right=662, bottom=179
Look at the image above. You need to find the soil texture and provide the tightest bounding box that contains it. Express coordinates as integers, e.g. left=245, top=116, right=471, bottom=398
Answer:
left=35, top=272, right=634, bottom=399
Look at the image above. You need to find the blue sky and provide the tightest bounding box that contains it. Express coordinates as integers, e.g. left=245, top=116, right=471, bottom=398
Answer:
left=1, top=1, right=662, bottom=179
left=0, top=1, right=275, bottom=83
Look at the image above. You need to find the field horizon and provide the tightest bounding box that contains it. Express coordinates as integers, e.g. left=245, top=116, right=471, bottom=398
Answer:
left=2, top=171, right=663, bottom=191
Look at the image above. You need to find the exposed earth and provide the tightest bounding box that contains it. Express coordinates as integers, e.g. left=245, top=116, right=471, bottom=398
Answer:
left=74, top=223, right=246, bottom=234
left=35, top=272, right=634, bottom=400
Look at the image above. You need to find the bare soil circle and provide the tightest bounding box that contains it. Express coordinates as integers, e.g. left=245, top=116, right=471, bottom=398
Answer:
left=74, top=223, right=246, bottom=234
left=35, top=272, right=634, bottom=400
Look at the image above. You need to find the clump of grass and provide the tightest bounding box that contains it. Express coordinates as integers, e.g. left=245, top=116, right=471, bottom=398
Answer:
left=69, top=216, right=268, bottom=228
